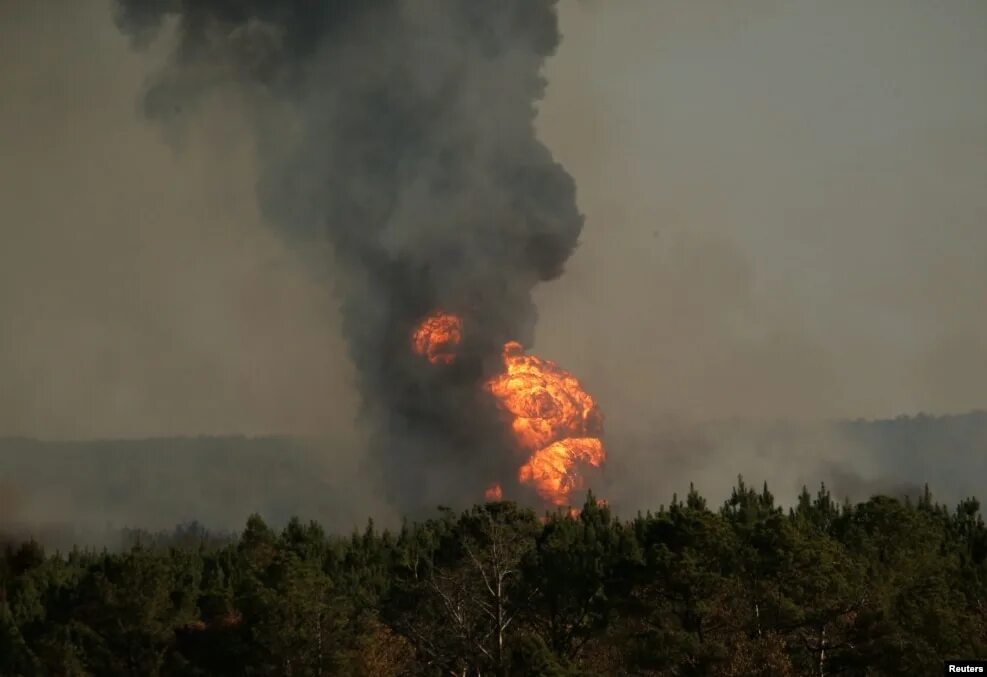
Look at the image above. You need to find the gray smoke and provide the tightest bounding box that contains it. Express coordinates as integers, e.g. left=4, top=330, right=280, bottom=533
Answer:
left=114, top=0, right=584, bottom=513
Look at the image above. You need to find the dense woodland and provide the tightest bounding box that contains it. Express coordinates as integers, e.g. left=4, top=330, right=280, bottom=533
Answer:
left=1, top=480, right=985, bottom=676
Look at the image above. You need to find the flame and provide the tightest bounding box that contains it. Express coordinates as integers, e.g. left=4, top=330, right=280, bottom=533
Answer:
left=484, top=483, right=503, bottom=501
left=409, top=313, right=607, bottom=508
left=517, top=438, right=605, bottom=506
left=486, top=341, right=606, bottom=506
left=411, top=311, right=462, bottom=365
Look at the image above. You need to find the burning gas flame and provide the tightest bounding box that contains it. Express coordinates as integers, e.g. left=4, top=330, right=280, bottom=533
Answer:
left=411, top=313, right=606, bottom=508
left=517, top=439, right=605, bottom=506
left=486, top=341, right=606, bottom=506
left=484, top=483, right=503, bottom=501
left=411, top=311, right=462, bottom=365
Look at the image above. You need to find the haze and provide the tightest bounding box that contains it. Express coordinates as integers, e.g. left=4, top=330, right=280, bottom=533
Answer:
left=536, top=0, right=987, bottom=429
left=1, top=0, right=984, bottom=520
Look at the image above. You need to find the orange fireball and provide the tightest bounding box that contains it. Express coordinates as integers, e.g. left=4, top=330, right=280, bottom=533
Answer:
left=410, top=311, right=607, bottom=508
left=487, top=341, right=606, bottom=506
left=411, top=311, right=462, bottom=365
left=517, top=438, right=605, bottom=506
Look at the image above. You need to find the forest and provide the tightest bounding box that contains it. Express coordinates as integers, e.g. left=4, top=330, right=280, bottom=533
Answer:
left=1, top=479, right=985, bottom=676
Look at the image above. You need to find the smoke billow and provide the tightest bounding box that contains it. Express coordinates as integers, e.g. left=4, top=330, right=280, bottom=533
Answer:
left=114, top=0, right=584, bottom=513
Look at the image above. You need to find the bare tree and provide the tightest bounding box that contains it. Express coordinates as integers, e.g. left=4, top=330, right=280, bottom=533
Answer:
left=391, top=504, right=538, bottom=676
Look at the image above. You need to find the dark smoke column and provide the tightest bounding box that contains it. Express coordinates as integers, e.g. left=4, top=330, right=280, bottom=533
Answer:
left=115, top=0, right=585, bottom=514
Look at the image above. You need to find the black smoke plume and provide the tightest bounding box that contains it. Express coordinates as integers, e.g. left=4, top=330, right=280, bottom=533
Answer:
left=114, top=1, right=584, bottom=513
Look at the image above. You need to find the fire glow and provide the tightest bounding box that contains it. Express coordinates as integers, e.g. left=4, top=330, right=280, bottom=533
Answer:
left=411, top=311, right=463, bottom=365
left=412, top=314, right=606, bottom=508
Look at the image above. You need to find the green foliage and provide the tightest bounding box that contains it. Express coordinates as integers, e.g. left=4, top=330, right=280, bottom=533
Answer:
left=1, top=482, right=985, bottom=675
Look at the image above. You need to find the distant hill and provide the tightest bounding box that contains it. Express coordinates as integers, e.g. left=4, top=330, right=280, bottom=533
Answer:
left=0, top=435, right=389, bottom=548
left=598, top=411, right=987, bottom=517
left=837, top=411, right=987, bottom=497
left=1, top=411, right=985, bottom=546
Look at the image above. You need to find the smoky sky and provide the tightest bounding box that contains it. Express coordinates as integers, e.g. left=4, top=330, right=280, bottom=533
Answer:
left=535, top=0, right=987, bottom=429
left=0, top=0, right=361, bottom=441
left=1, top=0, right=986, bottom=522
left=109, top=0, right=587, bottom=512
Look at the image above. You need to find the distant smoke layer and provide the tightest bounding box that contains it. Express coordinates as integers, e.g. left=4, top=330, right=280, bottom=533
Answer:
left=115, top=1, right=583, bottom=512
left=4, top=1, right=985, bottom=538
left=2, top=412, right=985, bottom=549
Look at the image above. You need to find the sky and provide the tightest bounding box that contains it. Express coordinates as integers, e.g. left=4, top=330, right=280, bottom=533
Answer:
left=1, top=0, right=985, bottom=440
left=536, top=0, right=987, bottom=431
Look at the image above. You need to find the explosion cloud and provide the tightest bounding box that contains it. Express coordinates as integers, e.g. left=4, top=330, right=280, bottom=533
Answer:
left=486, top=341, right=605, bottom=506
left=411, top=311, right=463, bottom=366
left=115, top=0, right=591, bottom=514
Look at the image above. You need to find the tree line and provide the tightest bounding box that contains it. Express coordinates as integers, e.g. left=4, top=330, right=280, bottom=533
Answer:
left=1, top=479, right=985, bottom=675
